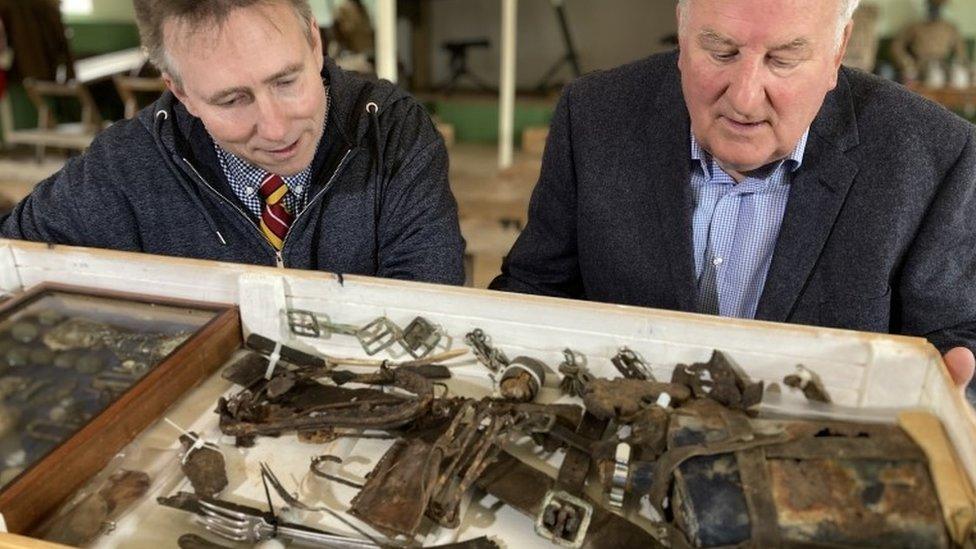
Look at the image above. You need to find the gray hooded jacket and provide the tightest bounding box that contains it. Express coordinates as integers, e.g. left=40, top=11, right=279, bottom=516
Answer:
left=1, top=59, right=465, bottom=284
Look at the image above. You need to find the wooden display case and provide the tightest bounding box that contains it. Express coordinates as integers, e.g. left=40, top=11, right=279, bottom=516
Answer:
left=0, top=239, right=968, bottom=547
left=0, top=283, right=240, bottom=534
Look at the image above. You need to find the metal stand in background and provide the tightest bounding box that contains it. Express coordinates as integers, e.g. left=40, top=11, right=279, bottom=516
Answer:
left=535, top=0, right=581, bottom=92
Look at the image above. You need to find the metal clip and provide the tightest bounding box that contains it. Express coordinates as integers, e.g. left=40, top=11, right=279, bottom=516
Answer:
left=558, top=348, right=593, bottom=397
left=611, top=347, right=654, bottom=381
left=608, top=442, right=631, bottom=509
left=464, top=329, right=509, bottom=373
left=535, top=490, right=593, bottom=548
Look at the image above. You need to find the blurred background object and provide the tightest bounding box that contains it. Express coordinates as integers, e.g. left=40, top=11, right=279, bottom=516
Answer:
left=891, top=0, right=968, bottom=85
left=843, top=4, right=881, bottom=72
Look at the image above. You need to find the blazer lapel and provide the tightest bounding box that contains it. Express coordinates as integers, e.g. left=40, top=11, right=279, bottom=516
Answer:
left=633, top=57, right=698, bottom=312
left=755, top=72, right=861, bottom=322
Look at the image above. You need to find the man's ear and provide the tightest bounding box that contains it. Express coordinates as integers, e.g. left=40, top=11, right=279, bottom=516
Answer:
left=828, top=21, right=854, bottom=89
left=163, top=72, right=198, bottom=117
left=310, top=16, right=324, bottom=72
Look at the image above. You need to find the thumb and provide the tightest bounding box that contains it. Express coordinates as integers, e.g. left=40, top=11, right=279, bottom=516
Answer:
left=942, top=346, right=975, bottom=390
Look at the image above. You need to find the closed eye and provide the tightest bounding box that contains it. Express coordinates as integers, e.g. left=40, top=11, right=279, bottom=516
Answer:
left=768, top=56, right=800, bottom=69
left=218, top=95, right=244, bottom=107
left=711, top=50, right=737, bottom=62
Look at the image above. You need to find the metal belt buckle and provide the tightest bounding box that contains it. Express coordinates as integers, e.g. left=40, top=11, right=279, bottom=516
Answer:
left=356, top=317, right=402, bottom=355
left=535, top=489, right=593, bottom=548
left=399, top=316, right=441, bottom=358
left=286, top=309, right=322, bottom=338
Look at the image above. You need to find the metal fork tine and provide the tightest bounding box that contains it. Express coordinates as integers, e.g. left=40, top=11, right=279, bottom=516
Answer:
left=198, top=498, right=250, bottom=521
left=203, top=517, right=247, bottom=536
left=194, top=516, right=249, bottom=543
left=203, top=523, right=248, bottom=543
left=199, top=507, right=247, bottom=529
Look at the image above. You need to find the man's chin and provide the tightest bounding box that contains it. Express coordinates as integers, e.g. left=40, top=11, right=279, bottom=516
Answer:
left=711, top=153, right=774, bottom=175
left=251, top=152, right=315, bottom=177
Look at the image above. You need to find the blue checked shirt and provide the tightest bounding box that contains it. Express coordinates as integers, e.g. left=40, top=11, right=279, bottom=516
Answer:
left=690, top=129, right=809, bottom=319
left=214, top=87, right=330, bottom=218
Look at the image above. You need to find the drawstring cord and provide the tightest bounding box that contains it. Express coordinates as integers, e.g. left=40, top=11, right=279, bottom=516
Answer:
left=366, top=101, right=383, bottom=272
left=154, top=109, right=227, bottom=246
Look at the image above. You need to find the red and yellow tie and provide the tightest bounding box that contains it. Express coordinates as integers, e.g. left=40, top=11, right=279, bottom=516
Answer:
left=258, top=173, right=293, bottom=250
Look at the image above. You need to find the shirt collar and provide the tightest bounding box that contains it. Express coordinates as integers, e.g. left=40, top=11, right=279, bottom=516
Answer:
left=214, top=146, right=313, bottom=199
left=690, top=127, right=809, bottom=177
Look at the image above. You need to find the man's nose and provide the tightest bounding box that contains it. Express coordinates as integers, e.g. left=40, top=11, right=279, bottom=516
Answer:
left=726, top=58, right=766, bottom=118
left=256, top=96, right=289, bottom=142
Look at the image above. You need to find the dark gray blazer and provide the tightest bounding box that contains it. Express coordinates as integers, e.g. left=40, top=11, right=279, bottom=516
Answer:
left=492, top=52, right=976, bottom=364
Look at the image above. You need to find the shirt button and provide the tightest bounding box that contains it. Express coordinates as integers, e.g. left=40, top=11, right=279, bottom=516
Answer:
left=713, top=257, right=724, bottom=266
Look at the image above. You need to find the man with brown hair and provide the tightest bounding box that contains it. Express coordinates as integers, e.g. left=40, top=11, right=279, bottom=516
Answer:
left=0, top=0, right=465, bottom=284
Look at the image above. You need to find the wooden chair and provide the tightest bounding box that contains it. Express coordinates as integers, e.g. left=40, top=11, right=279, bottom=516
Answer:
left=113, top=75, right=166, bottom=119
left=0, top=48, right=149, bottom=160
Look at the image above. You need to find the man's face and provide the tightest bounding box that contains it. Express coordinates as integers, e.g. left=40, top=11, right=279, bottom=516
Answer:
left=677, top=0, right=852, bottom=176
left=164, top=2, right=325, bottom=176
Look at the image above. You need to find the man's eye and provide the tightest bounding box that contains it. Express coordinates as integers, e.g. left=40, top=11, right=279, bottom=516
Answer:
left=769, top=57, right=800, bottom=69
left=276, top=78, right=296, bottom=87
left=711, top=51, right=737, bottom=62
left=219, top=96, right=242, bottom=107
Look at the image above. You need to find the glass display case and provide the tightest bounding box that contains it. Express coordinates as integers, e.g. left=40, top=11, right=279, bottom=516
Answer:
left=0, top=284, right=240, bottom=534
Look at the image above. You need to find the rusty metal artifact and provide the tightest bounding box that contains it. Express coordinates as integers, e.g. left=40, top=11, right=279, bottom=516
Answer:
left=179, top=433, right=227, bottom=498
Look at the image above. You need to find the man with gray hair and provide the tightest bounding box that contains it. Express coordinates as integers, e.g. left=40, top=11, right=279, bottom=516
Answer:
left=493, top=0, right=976, bottom=397
left=0, top=0, right=465, bottom=284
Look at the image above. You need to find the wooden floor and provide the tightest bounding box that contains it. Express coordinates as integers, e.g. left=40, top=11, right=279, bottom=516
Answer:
left=0, top=141, right=544, bottom=289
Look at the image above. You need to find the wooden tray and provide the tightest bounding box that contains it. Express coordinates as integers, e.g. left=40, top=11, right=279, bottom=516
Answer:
left=0, top=283, right=240, bottom=534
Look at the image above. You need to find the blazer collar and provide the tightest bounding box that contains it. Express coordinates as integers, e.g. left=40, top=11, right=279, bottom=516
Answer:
left=632, top=53, right=698, bottom=312
left=755, top=69, right=862, bottom=322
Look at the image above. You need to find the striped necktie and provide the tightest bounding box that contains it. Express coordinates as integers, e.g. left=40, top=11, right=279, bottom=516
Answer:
left=258, top=173, right=293, bottom=250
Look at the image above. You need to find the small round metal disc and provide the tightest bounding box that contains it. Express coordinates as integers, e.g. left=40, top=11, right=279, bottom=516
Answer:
left=36, top=310, right=64, bottom=326
left=9, top=322, right=38, bottom=344
left=6, top=346, right=31, bottom=368
left=75, top=354, right=104, bottom=374
left=29, top=348, right=56, bottom=367
left=53, top=351, right=79, bottom=370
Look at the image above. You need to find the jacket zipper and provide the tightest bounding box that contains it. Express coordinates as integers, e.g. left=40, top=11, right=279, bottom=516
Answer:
left=181, top=147, right=357, bottom=268
left=180, top=158, right=280, bottom=264
left=278, top=147, right=356, bottom=254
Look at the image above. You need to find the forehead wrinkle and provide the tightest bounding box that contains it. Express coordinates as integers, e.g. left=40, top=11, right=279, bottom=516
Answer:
left=771, top=37, right=812, bottom=52
left=698, top=28, right=738, bottom=47
left=698, top=27, right=814, bottom=54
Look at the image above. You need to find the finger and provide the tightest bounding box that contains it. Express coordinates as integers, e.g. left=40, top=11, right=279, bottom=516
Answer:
left=942, top=346, right=975, bottom=389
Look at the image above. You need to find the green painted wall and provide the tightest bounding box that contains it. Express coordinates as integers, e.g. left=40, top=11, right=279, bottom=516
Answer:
left=428, top=99, right=553, bottom=145
left=68, top=22, right=140, bottom=57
